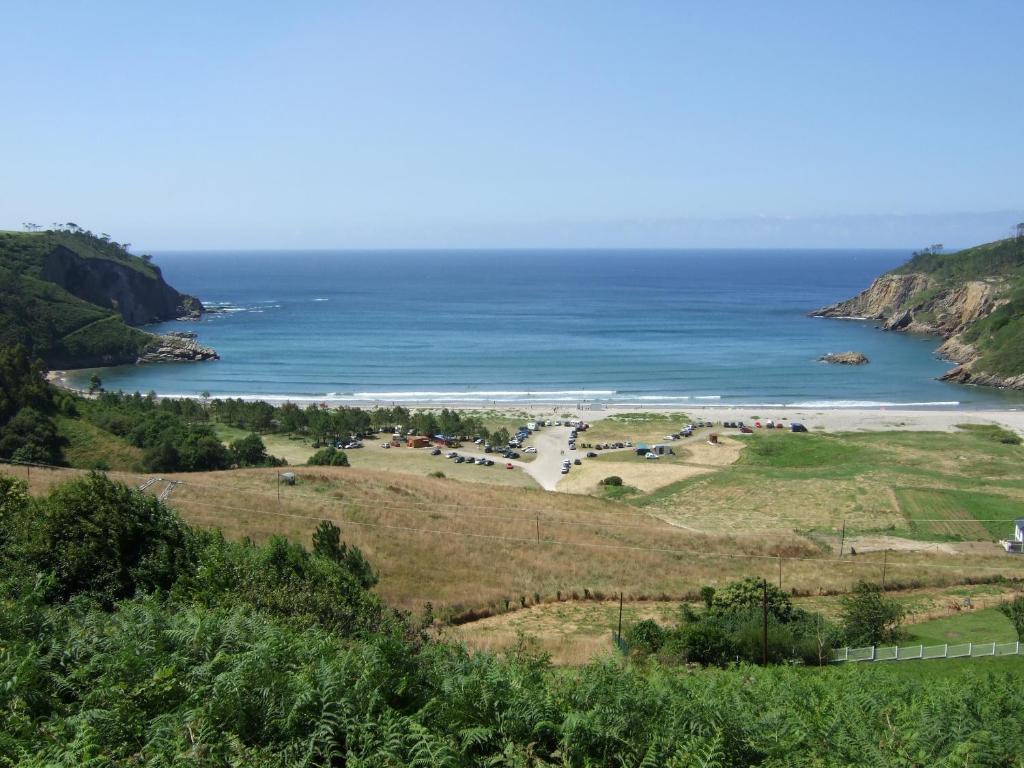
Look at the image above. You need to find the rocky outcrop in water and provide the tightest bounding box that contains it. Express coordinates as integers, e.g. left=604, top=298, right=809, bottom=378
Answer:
left=820, top=351, right=869, bottom=365
left=137, top=334, right=219, bottom=364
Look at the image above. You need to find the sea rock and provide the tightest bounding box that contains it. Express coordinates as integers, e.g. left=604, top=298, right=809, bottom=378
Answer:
left=939, top=365, right=1024, bottom=390
left=820, top=351, right=869, bottom=365
left=137, top=334, right=219, bottom=364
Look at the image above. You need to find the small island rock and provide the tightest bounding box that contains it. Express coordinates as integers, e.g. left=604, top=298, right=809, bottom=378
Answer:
left=819, top=351, right=869, bottom=365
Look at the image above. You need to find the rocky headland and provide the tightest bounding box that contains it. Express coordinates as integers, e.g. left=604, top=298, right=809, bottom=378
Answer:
left=810, top=237, right=1024, bottom=391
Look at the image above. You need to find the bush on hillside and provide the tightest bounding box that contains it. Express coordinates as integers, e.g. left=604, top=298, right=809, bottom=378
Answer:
left=0, top=472, right=194, bottom=606
left=308, top=446, right=349, bottom=466
left=229, top=432, right=285, bottom=467
left=839, top=581, right=905, bottom=646
left=599, top=475, right=623, bottom=486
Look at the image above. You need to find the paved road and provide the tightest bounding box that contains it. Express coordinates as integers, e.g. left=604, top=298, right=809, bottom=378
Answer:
left=453, top=425, right=577, bottom=491
left=520, top=425, right=575, bottom=490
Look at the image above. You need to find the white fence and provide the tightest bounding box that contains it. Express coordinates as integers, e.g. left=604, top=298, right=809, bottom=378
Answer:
left=832, top=641, right=1022, bottom=663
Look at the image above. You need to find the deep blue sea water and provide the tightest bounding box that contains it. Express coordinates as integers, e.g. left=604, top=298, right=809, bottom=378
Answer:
left=68, top=250, right=1024, bottom=408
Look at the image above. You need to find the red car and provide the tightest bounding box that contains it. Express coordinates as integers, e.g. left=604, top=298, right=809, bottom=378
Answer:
left=505, top=462, right=514, bottom=470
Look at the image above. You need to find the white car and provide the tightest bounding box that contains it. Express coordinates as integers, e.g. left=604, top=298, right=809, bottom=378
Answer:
left=381, top=443, right=390, bottom=449
left=524, top=447, right=537, bottom=453
left=645, top=452, right=658, bottom=460
left=446, top=451, right=458, bottom=458
left=560, top=466, right=570, bottom=474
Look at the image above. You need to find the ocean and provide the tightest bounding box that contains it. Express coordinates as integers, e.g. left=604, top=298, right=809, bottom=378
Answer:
left=68, top=249, right=1024, bottom=409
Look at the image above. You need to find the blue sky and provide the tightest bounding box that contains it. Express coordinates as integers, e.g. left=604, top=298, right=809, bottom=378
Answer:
left=2, top=1, right=1022, bottom=249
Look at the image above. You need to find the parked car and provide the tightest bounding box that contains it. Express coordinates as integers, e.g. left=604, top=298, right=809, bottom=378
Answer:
left=506, top=462, right=514, bottom=470
left=586, top=451, right=598, bottom=458
left=740, top=426, right=754, bottom=434
left=485, top=459, right=494, bottom=466
left=454, top=456, right=465, bottom=463
left=560, top=466, right=569, bottom=474
left=645, top=452, right=658, bottom=460
left=475, top=457, right=486, bottom=465
left=446, top=451, right=458, bottom=458
left=381, top=443, right=390, bottom=449
left=574, top=458, right=582, bottom=465
left=430, top=448, right=442, bottom=455
left=524, top=446, right=537, bottom=453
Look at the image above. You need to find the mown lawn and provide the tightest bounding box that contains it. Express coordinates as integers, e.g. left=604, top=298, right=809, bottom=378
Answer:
left=905, top=607, right=1018, bottom=646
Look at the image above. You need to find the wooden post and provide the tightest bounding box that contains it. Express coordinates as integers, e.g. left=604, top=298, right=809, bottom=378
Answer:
left=617, top=592, right=624, bottom=641
left=881, top=550, right=887, bottom=590
left=536, top=515, right=541, bottom=544
left=838, top=520, right=846, bottom=558
left=778, top=555, right=783, bottom=590
left=276, top=473, right=281, bottom=506
left=762, top=579, right=769, bottom=666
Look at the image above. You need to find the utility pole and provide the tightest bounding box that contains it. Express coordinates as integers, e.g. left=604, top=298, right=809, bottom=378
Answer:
left=778, top=555, right=783, bottom=590
left=536, top=515, right=541, bottom=544
left=276, top=473, right=281, bottom=506
left=838, top=520, right=846, bottom=558
left=762, top=578, right=769, bottom=666
left=881, top=550, right=888, bottom=591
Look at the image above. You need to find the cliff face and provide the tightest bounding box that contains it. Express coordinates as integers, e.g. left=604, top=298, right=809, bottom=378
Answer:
left=40, top=245, right=203, bottom=325
left=0, top=229, right=216, bottom=370
left=811, top=239, right=1024, bottom=391
left=813, top=273, right=934, bottom=322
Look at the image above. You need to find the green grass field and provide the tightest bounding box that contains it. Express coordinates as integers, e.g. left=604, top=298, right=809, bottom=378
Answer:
left=905, top=607, right=1017, bottom=645
left=624, top=428, right=1024, bottom=542
left=57, top=416, right=144, bottom=471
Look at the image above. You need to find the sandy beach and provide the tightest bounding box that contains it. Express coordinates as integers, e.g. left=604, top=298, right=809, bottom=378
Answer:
left=45, top=369, right=1024, bottom=436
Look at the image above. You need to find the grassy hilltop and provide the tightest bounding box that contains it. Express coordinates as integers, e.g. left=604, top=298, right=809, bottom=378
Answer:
left=815, top=235, right=1024, bottom=388
left=0, top=226, right=202, bottom=368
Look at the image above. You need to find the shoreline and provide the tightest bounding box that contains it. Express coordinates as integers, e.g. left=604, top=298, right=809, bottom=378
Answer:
left=45, top=370, right=1024, bottom=435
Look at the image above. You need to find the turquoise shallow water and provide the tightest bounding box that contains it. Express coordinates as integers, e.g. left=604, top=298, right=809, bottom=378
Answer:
left=69, top=249, right=1024, bottom=408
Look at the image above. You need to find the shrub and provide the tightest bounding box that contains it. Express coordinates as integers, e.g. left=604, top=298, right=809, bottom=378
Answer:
left=839, top=581, right=905, bottom=646
left=712, top=576, right=793, bottom=622
left=3, top=473, right=194, bottom=606
left=626, top=618, right=665, bottom=653
left=308, top=446, right=349, bottom=466
left=599, top=475, right=623, bottom=486
left=678, top=618, right=735, bottom=665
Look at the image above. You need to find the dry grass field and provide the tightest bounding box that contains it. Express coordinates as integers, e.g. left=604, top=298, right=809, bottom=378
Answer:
left=558, top=435, right=743, bottom=494
left=7, top=425, right=1023, bottom=627
left=8, top=416, right=1024, bottom=667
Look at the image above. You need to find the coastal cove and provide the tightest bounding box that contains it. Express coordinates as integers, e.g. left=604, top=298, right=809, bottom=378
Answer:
left=67, top=249, right=1024, bottom=408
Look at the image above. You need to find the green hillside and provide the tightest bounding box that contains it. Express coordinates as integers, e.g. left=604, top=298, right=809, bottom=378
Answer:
left=894, top=237, right=1024, bottom=283
left=0, top=227, right=199, bottom=368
